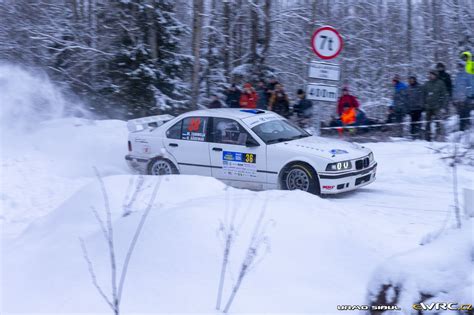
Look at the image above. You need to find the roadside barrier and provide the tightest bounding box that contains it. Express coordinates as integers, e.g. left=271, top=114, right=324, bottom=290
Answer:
left=319, top=117, right=472, bottom=130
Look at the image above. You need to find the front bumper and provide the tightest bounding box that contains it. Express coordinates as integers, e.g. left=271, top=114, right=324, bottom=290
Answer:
left=318, top=162, right=377, bottom=194
left=125, top=154, right=149, bottom=174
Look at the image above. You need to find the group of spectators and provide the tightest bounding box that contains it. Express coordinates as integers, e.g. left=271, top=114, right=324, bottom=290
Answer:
left=388, top=62, right=473, bottom=141
left=208, top=57, right=473, bottom=141
left=330, top=61, right=474, bottom=140
left=208, top=78, right=314, bottom=127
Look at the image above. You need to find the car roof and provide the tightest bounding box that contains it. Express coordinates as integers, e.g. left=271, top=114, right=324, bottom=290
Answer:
left=179, top=108, right=278, bottom=120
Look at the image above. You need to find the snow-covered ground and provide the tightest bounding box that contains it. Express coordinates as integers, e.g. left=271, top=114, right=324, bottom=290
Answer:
left=1, top=66, right=473, bottom=314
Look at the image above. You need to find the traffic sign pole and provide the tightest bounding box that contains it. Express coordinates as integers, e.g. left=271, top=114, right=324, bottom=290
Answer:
left=308, top=26, right=343, bottom=136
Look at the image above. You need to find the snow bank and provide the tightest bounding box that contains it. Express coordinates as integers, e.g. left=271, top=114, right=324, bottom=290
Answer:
left=367, top=220, right=474, bottom=311
left=3, top=175, right=386, bottom=314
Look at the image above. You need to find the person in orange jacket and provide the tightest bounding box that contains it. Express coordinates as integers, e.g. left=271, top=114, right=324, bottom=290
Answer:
left=338, top=103, right=357, bottom=136
left=239, top=83, right=258, bottom=108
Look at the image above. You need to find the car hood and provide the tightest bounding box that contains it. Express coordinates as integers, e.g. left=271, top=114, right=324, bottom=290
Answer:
left=270, top=136, right=371, bottom=161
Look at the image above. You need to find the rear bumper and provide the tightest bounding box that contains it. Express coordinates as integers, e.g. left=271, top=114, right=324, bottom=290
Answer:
left=125, top=154, right=149, bottom=174
left=319, top=163, right=377, bottom=194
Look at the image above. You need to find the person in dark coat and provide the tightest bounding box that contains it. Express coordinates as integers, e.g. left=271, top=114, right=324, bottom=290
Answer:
left=391, top=74, right=408, bottom=137
left=336, top=86, right=359, bottom=116
left=256, top=80, right=269, bottom=110
left=436, top=62, right=453, bottom=97
left=224, top=84, right=241, bottom=108
left=269, top=84, right=290, bottom=117
left=406, top=76, right=424, bottom=138
left=293, top=89, right=313, bottom=127
left=208, top=95, right=223, bottom=109
left=266, top=77, right=279, bottom=100
left=423, top=70, right=448, bottom=141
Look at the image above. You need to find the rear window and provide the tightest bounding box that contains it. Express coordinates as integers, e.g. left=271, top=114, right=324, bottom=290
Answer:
left=181, top=117, right=208, bottom=142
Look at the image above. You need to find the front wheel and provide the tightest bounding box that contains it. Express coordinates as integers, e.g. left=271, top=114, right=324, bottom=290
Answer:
left=147, top=158, right=178, bottom=176
left=281, top=163, right=320, bottom=195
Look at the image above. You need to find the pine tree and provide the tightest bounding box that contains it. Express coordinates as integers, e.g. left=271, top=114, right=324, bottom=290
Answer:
left=104, top=0, right=190, bottom=118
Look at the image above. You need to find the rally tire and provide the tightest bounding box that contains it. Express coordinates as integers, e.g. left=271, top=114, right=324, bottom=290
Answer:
left=147, top=158, right=179, bottom=176
left=281, top=162, right=320, bottom=195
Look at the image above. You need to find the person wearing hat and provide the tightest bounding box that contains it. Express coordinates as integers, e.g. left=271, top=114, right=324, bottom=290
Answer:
left=436, top=62, right=453, bottom=97
left=406, top=76, right=424, bottom=138
left=336, top=86, right=359, bottom=117
left=224, top=83, right=241, bottom=108
left=293, top=89, right=313, bottom=128
left=391, top=75, right=408, bottom=137
left=423, top=70, right=448, bottom=141
left=239, top=83, right=258, bottom=109
left=453, top=62, right=474, bottom=131
left=460, top=51, right=474, bottom=74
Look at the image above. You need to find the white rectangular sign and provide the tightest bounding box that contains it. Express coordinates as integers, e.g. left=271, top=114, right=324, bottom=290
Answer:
left=308, top=62, right=340, bottom=81
left=306, top=83, right=338, bottom=102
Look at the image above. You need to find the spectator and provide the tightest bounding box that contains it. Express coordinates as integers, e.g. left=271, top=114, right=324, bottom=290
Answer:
left=406, top=76, right=424, bottom=138
left=461, top=51, right=474, bottom=74
left=423, top=69, right=448, bottom=141
left=293, top=89, right=313, bottom=128
left=269, top=84, right=290, bottom=117
left=338, top=103, right=357, bottom=136
left=337, top=86, right=360, bottom=116
left=392, top=74, right=408, bottom=136
left=355, top=108, right=368, bottom=126
left=208, top=95, right=223, bottom=109
left=224, top=84, right=241, bottom=108
left=256, top=80, right=269, bottom=110
left=239, top=83, right=258, bottom=109
left=453, top=63, right=474, bottom=131
left=436, top=62, right=453, bottom=97
left=266, top=77, right=279, bottom=100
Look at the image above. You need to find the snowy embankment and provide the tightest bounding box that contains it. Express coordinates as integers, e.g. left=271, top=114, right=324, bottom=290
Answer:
left=1, top=65, right=473, bottom=314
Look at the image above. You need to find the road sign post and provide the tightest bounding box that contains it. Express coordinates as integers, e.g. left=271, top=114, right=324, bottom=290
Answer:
left=308, top=26, right=343, bottom=136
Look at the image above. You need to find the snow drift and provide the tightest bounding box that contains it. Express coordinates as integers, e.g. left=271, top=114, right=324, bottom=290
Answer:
left=3, top=175, right=392, bottom=313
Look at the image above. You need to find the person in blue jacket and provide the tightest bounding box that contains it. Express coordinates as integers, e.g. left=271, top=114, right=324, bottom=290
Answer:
left=391, top=74, right=408, bottom=136
left=453, top=63, right=474, bottom=131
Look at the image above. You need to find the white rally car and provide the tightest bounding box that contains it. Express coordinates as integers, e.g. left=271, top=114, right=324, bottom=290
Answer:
left=125, top=109, right=377, bottom=195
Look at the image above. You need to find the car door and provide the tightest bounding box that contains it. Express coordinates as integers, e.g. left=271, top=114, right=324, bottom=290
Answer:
left=208, top=117, right=267, bottom=188
left=162, top=116, right=212, bottom=176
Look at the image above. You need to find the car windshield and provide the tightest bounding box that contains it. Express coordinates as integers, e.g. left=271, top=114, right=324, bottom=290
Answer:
left=251, top=119, right=311, bottom=144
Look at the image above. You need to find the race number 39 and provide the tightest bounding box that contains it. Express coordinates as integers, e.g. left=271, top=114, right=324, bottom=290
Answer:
left=311, top=26, right=343, bottom=60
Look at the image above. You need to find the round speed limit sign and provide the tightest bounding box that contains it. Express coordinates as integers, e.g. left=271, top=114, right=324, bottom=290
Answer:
left=311, top=26, right=343, bottom=60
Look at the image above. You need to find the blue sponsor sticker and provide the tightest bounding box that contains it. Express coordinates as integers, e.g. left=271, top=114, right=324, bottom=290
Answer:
left=223, top=151, right=256, bottom=163
left=330, top=149, right=349, bottom=155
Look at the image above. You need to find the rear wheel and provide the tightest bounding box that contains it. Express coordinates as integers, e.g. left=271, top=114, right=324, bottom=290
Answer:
left=281, top=163, right=320, bottom=195
left=147, top=158, right=178, bottom=176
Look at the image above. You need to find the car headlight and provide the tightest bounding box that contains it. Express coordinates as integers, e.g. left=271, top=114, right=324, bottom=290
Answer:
left=326, top=160, right=352, bottom=171
left=368, top=152, right=374, bottom=163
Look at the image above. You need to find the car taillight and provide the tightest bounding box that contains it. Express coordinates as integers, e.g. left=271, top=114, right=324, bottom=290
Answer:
left=128, top=141, right=132, bottom=152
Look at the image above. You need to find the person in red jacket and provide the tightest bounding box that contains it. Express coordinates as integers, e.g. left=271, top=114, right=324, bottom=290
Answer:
left=337, top=86, right=360, bottom=116
left=239, top=83, right=258, bottom=108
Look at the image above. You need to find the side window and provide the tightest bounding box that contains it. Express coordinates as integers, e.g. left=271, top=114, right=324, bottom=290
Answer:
left=181, top=117, right=208, bottom=142
left=166, top=120, right=182, bottom=139
left=212, top=118, right=254, bottom=146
